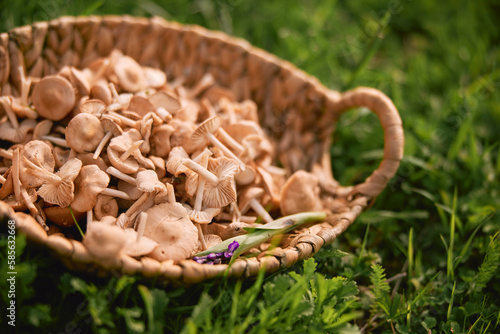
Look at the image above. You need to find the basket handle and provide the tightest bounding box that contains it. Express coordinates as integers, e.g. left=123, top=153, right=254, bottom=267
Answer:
left=333, top=87, right=404, bottom=198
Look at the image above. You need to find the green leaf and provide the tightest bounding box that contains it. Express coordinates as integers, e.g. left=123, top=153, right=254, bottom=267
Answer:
left=422, top=317, right=437, bottom=330
left=116, top=307, right=145, bottom=333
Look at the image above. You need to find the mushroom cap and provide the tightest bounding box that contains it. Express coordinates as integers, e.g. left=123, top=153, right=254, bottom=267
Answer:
left=238, top=187, right=265, bottom=213
left=143, top=67, right=167, bottom=88
left=37, top=158, right=83, bottom=207
left=122, top=228, right=158, bottom=257
left=20, top=140, right=55, bottom=187
left=169, top=119, right=195, bottom=147
left=94, top=194, right=119, bottom=221
left=279, top=170, right=322, bottom=216
left=32, top=75, right=75, bottom=121
left=222, top=120, right=263, bottom=144
left=83, top=222, right=128, bottom=259
left=90, top=81, right=113, bottom=105
left=44, top=205, right=85, bottom=228
left=33, top=119, right=53, bottom=139
left=204, top=234, right=222, bottom=248
left=113, top=55, right=144, bottom=92
left=71, top=164, right=110, bottom=212
left=66, top=113, right=105, bottom=153
left=0, top=118, right=37, bottom=143
left=100, top=115, right=124, bottom=135
left=202, top=156, right=239, bottom=208
left=107, top=147, right=139, bottom=174
left=166, top=146, right=191, bottom=177
left=136, top=170, right=165, bottom=193
left=189, top=207, right=221, bottom=224
left=127, top=96, right=154, bottom=117
left=184, top=116, right=221, bottom=153
left=78, top=99, right=106, bottom=116
left=143, top=202, right=198, bottom=261
left=149, top=91, right=182, bottom=114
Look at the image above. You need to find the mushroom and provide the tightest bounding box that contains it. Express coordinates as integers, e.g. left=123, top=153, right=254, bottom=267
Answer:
left=66, top=113, right=105, bottom=153
left=83, top=222, right=128, bottom=268
left=122, top=212, right=158, bottom=257
left=279, top=170, right=322, bottom=216
left=92, top=116, right=123, bottom=159
left=44, top=205, right=85, bottom=228
left=0, top=118, right=37, bottom=143
left=8, top=67, right=38, bottom=120
left=149, top=91, right=182, bottom=120
left=143, top=67, right=167, bottom=89
left=238, top=187, right=274, bottom=224
left=116, top=169, right=166, bottom=228
left=11, top=148, right=46, bottom=230
left=78, top=99, right=106, bottom=116
left=93, top=194, right=119, bottom=221
left=71, top=164, right=131, bottom=213
left=182, top=156, right=239, bottom=208
left=34, top=158, right=82, bottom=207
left=184, top=116, right=246, bottom=171
left=32, top=120, right=68, bottom=148
left=112, top=54, right=144, bottom=93
left=32, top=75, right=75, bottom=121
left=20, top=140, right=55, bottom=187
left=143, top=202, right=199, bottom=261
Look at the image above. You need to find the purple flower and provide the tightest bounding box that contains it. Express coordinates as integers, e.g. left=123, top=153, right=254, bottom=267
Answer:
left=224, top=251, right=233, bottom=258
left=228, top=241, right=239, bottom=252
left=207, top=253, right=217, bottom=260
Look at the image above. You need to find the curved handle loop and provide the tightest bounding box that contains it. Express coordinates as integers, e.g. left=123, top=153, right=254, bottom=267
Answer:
left=332, top=87, right=404, bottom=198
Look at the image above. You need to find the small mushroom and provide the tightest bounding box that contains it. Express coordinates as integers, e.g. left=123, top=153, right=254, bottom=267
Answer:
left=71, top=164, right=131, bottom=213
left=0, top=118, right=37, bottom=143
left=184, top=116, right=246, bottom=171
left=122, top=212, right=158, bottom=257
left=113, top=54, right=144, bottom=92
left=143, top=202, right=199, bottom=261
left=238, top=187, right=274, bottom=224
left=83, top=222, right=128, bottom=268
left=92, top=116, right=123, bottom=159
left=32, top=75, right=75, bottom=121
left=20, top=140, right=55, bottom=187
left=35, top=158, right=83, bottom=207
left=66, top=113, right=106, bottom=153
left=93, top=194, right=119, bottom=221
left=279, top=170, right=323, bottom=216
left=182, top=156, right=239, bottom=208
left=44, top=205, right=85, bottom=228
left=78, top=99, right=106, bottom=116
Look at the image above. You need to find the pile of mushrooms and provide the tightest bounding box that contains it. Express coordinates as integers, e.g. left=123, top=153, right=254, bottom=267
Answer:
left=0, top=50, right=326, bottom=264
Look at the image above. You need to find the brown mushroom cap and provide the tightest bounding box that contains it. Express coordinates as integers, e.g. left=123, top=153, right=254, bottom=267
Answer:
left=149, top=91, right=182, bottom=114
left=32, top=75, right=75, bottom=121
left=113, top=55, right=144, bottom=92
left=94, top=194, right=119, bottom=221
left=184, top=116, right=221, bottom=153
left=66, top=113, right=105, bottom=153
left=122, top=228, right=158, bottom=257
left=238, top=187, right=265, bottom=213
left=78, top=99, right=106, bottom=116
left=143, top=202, right=198, bottom=261
left=279, top=170, right=322, bottom=216
left=0, top=118, right=37, bottom=143
left=37, top=158, right=83, bottom=207
left=44, top=205, right=85, bottom=228
left=71, top=164, right=110, bottom=212
left=202, top=157, right=239, bottom=208
left=83, top=222, right=128, bottom=260
left=20, top=140, right=55, bottom=187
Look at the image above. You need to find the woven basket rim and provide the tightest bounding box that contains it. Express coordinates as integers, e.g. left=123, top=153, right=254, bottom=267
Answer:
left=0, top=15, right=404, bottom=285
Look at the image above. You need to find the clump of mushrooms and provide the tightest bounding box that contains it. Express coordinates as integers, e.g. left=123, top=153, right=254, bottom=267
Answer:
left=0, top=51, right=327, bottom=267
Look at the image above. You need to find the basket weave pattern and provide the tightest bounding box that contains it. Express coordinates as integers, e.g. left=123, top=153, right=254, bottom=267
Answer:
left=0, top=16, right=403, bottom=284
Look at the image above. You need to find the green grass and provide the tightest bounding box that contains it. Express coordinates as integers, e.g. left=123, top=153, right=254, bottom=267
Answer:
left=1, top=0, right=500, bottom=333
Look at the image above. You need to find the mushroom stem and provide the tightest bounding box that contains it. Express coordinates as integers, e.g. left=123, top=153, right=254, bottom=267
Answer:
left=182, top=159, right=219, bottom=186
left=22, top=157, right=62, bottom=184
left=87, top=210, right=93, bottom=227
left=93, top=131, right=114, bottom=159
left=0, top=174, right=5, bottom=184
left=20, top=187, right=48, bottom=231
left=155, top=107, right=172, bottom=122
left=101, top=188, right=131, bottom=200
left=120, top=140, right=144, bottom=161
left=41, top=135, right=70, bottom=148
left=19, top=66, right=31, bottom=105
left=230, top=201, right=242, bottom=222
left=118, top=192, right=154, bottom=228
left=136, top=212, right=147, bottom=241
left=106, top=166, right=137, bottom=185
left=108, top=111, right=138, bottom=128
left=166, top=183, right=176, bottom=203
left=249, top=198, right=274, bottom=224
left=217, top=128, right=244, bottom=155
left=0, top=97, right=20, bottom=129
left=197, top=224, right=207, bottom=250
left=205, top=132, right=246, bottom=171
left=12, top=149, right=22, bottom=202
left=0, top=148, right=13, bottom=160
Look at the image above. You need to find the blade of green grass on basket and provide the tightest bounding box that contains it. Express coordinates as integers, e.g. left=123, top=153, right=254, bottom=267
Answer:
left=195, top=211, right=326, bottom=257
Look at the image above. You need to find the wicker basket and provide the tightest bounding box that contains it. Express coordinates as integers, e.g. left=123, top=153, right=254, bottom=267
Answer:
left=0, top=16, right=404, bottom=285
